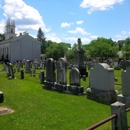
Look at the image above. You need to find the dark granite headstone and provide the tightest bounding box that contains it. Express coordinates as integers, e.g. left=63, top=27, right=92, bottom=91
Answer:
left=73, top=38, right=88, bottom=77
left=43, top=58, right=56, bottom=89
left=0, top=91, right=4, bottom=103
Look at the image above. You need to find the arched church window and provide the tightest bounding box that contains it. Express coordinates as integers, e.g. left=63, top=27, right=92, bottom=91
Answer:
left=11, top=28, right=13, bottom=33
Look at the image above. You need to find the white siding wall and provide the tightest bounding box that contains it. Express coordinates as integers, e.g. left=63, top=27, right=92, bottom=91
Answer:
left=10, top=40, right=21, bottom=62
left=0, top=44, right=10, bottom=60
left=0, top=34, right=41, bottom=62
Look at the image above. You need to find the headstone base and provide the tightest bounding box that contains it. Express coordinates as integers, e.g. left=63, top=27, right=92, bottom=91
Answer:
left=0, top=91, right=4, bottom=103
left=79, top=68, right=88, bottom=77
left=68, top=85, right=84, bottom=95
left=25, top=70, right=31, bottom=73
left=86, top=88, right=117, bottom=105
left=43, top=81, right=55, bottom=90
left=114, top=67, right=121, bottom=70
left=117, top=94, right=130, bottom=108
left=55, top=83, right=68, bottom=92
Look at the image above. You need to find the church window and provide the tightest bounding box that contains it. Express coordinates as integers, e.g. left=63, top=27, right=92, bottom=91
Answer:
left=11, top=28, right=13, bottom=33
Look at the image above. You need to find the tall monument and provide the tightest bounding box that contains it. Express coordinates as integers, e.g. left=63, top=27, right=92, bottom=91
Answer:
left=73, top=38, right=88, bottom=77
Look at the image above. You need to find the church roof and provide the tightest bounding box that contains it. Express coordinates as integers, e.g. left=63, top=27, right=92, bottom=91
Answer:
left=0, top=33, right=41, bottom=45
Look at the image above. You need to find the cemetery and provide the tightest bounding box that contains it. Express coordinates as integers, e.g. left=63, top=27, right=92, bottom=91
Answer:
left=0, top=38, right=130, bottom=129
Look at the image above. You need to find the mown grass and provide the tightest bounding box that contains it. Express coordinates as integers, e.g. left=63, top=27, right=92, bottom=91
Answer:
left=0, top=64, right=129, bottom=130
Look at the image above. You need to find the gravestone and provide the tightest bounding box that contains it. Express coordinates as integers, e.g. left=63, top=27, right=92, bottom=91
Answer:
left=125, top=60, right=130, bottom=70
left=64, top=53, right=67, bottom=61
left=73, top=38, right=88, bottom=77
left=106, top=60, right=112, bottom=68
left=40, top=62, right=44, bottom=70
left=3, top=62, right=6, bottom=70
left=25, top=60, right=31, bottom=73
left=114, top=59, right=120, bottom=70
left=0, top=91, right=4, bottom=103
left=68, top=68, right=84, bottom=95
left=20, top=70, right=24, bottom=79
left=6, top=62, right=10, bottom=77
left=39, top=70, right=44, bottom=84
left=16, top=62, right=21, bottom=72
left=55, top=58, right=68, bottom=92
left=87, top=63, right=117, bottom=105
left=117, top=67, right=130, bottom=108
left=121, top=60, right=130, bottom=70
left=32, top=62, right=36, bottom=77
left=44, top=58, right=56, bottom=89
left=6, top=63, right=14, bottom=79
left=9, top=63, right=14, bottom=79
left=90, top=60, right=95, bottom=68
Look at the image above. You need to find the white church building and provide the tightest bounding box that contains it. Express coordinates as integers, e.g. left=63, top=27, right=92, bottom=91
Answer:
left=0, top=19, right=41, bottom=62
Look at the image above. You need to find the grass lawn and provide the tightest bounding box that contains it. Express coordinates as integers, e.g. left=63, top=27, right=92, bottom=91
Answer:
left=0, top=64, right=129, bottom=130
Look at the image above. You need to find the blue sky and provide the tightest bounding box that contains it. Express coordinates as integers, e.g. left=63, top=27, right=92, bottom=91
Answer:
left=0, top=0, right=130, bottom=46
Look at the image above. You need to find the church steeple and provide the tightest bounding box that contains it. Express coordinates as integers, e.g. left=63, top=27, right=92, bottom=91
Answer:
left=4, top=18, right=16, bottom=40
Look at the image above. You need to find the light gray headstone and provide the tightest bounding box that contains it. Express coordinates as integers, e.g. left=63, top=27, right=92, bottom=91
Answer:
left=9, top=63, right=14, bottom=79
left=90, top=63, right=114, bottom=91
left=70, top=68, right=80, bottom=86
left=25, top=60, right=31, bottom=73
left=87, top=63, right=117, bottom=104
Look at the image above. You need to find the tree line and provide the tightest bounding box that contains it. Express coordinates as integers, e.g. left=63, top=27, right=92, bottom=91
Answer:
left=1, top=28, right=130, bottom=61
left=37, top=28, right=130, bottom=61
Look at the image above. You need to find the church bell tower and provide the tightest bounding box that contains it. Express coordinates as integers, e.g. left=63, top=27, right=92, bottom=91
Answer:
left=4, top=18, right=16, bottom=40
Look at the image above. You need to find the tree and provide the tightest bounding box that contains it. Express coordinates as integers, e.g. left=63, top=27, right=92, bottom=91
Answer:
left=46, top=42, right=68, bottom=60
left=125, top=37, right=130, bottom=45
left=122, top=44, right=130, bottom=59
left=88, top=37, right=118, bottom=58
left=66, top=43, right=77, bottom=61
left=37, top=28, right=46, bottom=54
left=0, top=33, right=5, bottom=42
left=116, top=40, right=125, bottom=51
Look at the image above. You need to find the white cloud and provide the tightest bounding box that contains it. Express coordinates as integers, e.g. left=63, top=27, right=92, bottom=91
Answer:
left=116, top=30, right=130, bottom=40
left=1, top=0, right=50, bottom=33
left=121, top=31, right=127, bottom=35
left=63, top=37, right=77, bottom=43
left=0, top=19, right=5, bottom=33
left=90, top=35, right=98, bottom=39
left=76, top=20, right=84, bottom=25
left=46, top=33, right=61, bottom=43
left=68, top=27, right=91, bottom=35
left=81, top=38, right=91, bottom=43
left=80, top=0, right=123, bottom=14
left=63, top=37, right=90, bottom=44
left=69, top=12, right=75, bottom=15
left=116, top=35, right=122, bottom=39
left=61, top=22, right=73, bottom=28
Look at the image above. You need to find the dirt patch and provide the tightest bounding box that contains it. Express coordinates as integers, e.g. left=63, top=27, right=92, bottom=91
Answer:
left=0, top=107, right=14, bottom=115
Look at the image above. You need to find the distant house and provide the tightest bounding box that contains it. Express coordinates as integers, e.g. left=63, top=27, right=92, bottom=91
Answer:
left=0, top=19, right=41, bottom=62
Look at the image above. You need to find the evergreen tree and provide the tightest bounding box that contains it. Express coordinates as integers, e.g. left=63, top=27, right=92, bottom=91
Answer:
left=37, top=28, right=46, bottom=54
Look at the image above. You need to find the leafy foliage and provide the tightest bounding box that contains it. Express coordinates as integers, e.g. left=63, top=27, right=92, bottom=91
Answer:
left=87, top=37, right=118, bottom=58
left=116, top=40, right=125, bottom=51
left=46, top=42, right=68, bottom=60
left=122, top=44, right=130, bottom=59
left=66, top=43, right=77, bottom=61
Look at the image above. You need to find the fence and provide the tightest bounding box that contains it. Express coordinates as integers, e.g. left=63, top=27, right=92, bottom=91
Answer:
left=85, top=102, right=130, bottom=130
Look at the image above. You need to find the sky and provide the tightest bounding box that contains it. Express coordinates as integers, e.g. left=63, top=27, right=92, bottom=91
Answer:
left=0, top=0, right=130, bottom=46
